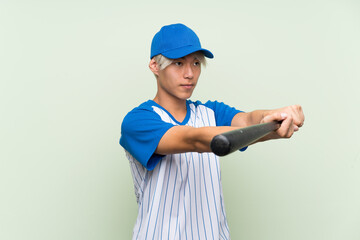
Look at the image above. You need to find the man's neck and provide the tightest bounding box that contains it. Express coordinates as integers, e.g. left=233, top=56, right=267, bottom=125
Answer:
left=153, top=95, right=188, bottom=122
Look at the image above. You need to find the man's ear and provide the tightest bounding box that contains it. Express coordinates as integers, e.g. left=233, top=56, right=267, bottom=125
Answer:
left=149, top=58, right=160, bottom=76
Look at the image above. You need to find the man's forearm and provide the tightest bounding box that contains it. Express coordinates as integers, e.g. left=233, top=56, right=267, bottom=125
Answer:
left=155, top=125, right=240, bottom=155
left=231, top=110, right=271, bottom=127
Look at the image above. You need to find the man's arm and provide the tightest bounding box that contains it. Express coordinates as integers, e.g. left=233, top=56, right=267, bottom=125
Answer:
left=231, top=105, right=305, bottom=140
left=155, top=105, right=304, bottom=155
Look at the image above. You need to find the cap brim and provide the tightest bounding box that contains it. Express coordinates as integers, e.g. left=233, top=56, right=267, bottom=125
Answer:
left=162, top=45, right=214, bottom=59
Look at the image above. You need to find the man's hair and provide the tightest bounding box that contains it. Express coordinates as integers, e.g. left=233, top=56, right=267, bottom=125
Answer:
left=153, top=52, right=207, bottom=70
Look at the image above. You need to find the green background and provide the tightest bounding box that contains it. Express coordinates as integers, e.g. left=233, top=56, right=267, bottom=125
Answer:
left=1, top=0, right=359, bottom=239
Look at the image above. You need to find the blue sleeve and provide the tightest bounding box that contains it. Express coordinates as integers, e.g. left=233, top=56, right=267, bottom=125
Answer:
left=119, top=107, right=175, bottom=170
left=203, top=100, right=242, bottom=126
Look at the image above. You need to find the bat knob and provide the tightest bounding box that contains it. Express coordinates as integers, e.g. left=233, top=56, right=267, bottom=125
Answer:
left=210, top=134, right=231, bottom=156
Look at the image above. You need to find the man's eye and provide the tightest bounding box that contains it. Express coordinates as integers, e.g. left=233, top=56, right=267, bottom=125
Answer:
left=174, top=62, right=182, bottom=66
left=194, top=61, right=200, bottom=66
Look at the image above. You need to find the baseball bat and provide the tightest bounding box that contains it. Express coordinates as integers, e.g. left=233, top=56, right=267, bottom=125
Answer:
left=210, top=121, right=281, bottom=156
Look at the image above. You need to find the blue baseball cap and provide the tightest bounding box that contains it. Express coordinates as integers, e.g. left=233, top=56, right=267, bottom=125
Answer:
left=150, top=23, right=214, bottom=59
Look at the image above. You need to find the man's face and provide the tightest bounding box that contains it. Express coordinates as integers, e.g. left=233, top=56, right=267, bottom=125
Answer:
left=156, top=53, right=201, bottom=101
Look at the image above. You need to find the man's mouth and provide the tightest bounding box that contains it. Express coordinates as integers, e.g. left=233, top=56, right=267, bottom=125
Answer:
left=181, top=84, right=194, bottom=89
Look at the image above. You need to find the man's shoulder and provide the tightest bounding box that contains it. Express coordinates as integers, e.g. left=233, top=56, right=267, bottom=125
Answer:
left=121, top=100, right=157, bottom=123
left=132, top=100, right=155, bottom=110
left=125, top=100, right=158, bottom=116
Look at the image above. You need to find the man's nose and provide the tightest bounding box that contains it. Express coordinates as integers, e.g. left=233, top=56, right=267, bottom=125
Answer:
left=184, top=64, right=194, bottom=79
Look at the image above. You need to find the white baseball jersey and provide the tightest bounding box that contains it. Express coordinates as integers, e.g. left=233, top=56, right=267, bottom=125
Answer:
left=120, top=100, right=242, bottom=239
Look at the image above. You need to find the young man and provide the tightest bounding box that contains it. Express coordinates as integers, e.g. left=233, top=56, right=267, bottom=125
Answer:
left=120, top=23, right=304, bottom=240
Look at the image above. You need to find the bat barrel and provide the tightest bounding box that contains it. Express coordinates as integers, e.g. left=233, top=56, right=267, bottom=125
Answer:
left=210, top=121, right=280, bottom=156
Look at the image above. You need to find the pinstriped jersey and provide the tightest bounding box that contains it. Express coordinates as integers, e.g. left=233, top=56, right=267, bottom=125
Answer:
left=120, top=100, right=241, bottom=240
